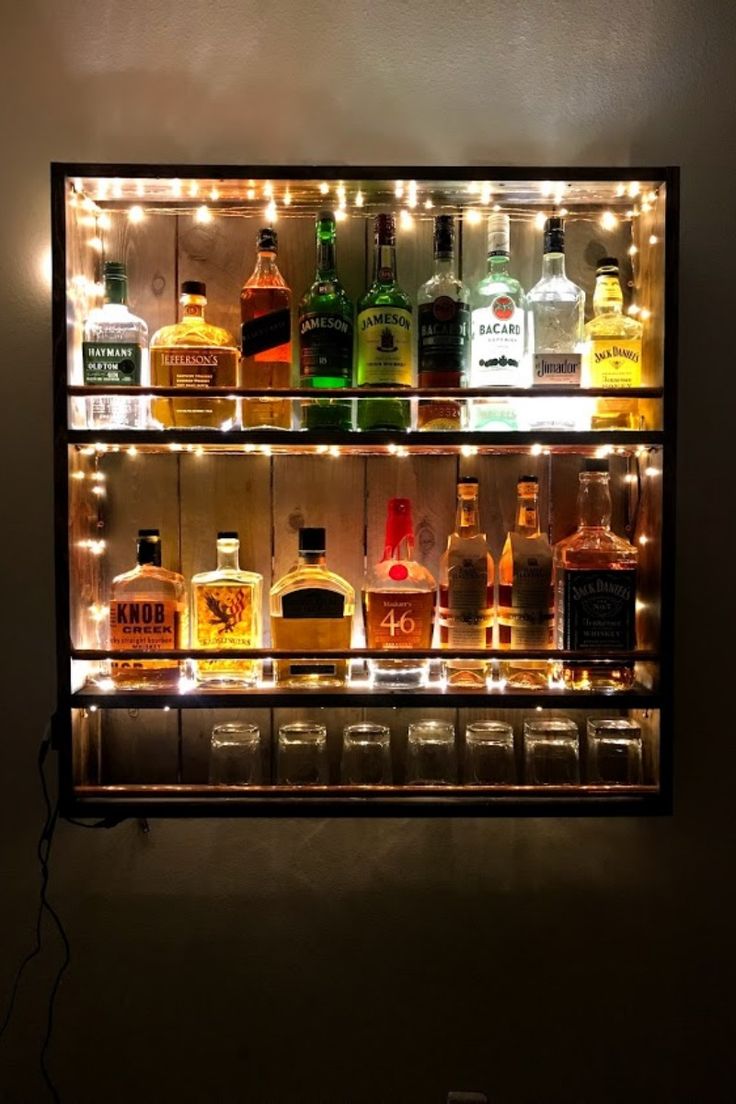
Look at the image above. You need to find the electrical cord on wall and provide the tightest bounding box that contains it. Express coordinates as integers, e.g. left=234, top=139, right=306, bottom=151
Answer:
left=0, top=724, right=118, bottom=1102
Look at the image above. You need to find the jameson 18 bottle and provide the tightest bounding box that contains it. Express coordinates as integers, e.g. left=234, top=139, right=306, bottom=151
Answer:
left=298, top=211, right=353, bottom=430
left=356, top=214, right=412, bottom=431
left=416, top=215, right=470, bottom=430
left=240, top=227, right=292, bottom=430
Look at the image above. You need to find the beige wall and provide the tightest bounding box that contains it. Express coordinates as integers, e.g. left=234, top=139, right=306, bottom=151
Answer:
left=1, top=1, right=735, bottom=1100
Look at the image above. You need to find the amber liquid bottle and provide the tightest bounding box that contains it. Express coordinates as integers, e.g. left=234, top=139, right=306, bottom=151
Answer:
left=240, top=227, right=292, bottom=429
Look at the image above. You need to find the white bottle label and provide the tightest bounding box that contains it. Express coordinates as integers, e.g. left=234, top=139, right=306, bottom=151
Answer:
left=532, top=352, right=581, bottom=386
left=471, top=297, right=524, bottom=385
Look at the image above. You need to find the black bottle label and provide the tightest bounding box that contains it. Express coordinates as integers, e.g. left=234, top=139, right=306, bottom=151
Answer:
left=241, top=309, right=291, bottom=357
left=281, top=588, right=345, bottom=619
left=418, top=299, right=470, bottom=380
left=83, top=342, right=141, bottom=385
left=299, top=312, right=354, bottom=381
left=559, top=569, right=637, bottom=650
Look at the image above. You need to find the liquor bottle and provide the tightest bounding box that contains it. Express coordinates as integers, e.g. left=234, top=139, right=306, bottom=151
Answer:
left=191, top=531, right=263, bottom=687
left=356, top=214, right=413, bottom=431
left=82, top=261, right=148, bottom=429
left=470, top=213, right=526, bottom=429
left=498, top=475, right=554, bottom=689
left=270, top=527, right=354, bottom=687
left=150, top=281, right=238, bottom=430
left=585, top=256, right=643, bottom=429
left=240, top=227, right=292, bottom=430
left=553, top=460, right=638, bottom=690
left=108, top=529, right=186, bottom=689
left=298, top=211, right=353, bottom=431
left=416, top=215, right=470, bottom=430
left=527, top=217, right=586, bottom=429
left=363, top=498, right=436, bottom=689
left=437, top=478, right=494, bottom=687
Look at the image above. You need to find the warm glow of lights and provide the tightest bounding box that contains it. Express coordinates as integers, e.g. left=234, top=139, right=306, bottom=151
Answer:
left=265, top=200, right=278, bottom=223
left=329, top=445, right=340, bottom=458
left=260, top=445, right=272, bottom=457
left=639, top=308, right=652, bottom=321
left=387, top=443, right=398, bottom=454
left=96, top=179, right=109, bottom=200
left=246, top=188, right=256, bottom=200
left=209, top=186, right=220, bottom=201
left=635, top=599, right=647, bottom=613
left=530, top=443, right=543, bottom=456
left=648, top=234, right=658, bottom=245
left=395, top=180, right=404, bottom=198
left=71, top=470, right=85, bottom=480
left=492, top=203, right=501, bottom=212
left=624, top=472, right=638, bottom=483
left=178, top=676, right=196, bottom=694
left=78, top=539, right=106, bottom=555
left=263, top=181, right=273, bottom=199
left=534, top=212, right=547, bottom=230
left=481, top=183, right=492, bottom=204
left=396, top=446, right=409, bottom=459
left=188, top=181, right=199, bottom=197
left=336, top=183, right=346, bottom=201
left=39, top=246, right=52, bottom=291
left=423, top=198, right=433, bottom=210
left=639, top=535, right=649, bottom=545
left=242, top=442, right=256, bottom=453
left=97, top=212, right=112, bottom=231
left=128, top=205, right=145, bottom=223
left=335, top=209, right=347, bottom=221
left=460, top=444, right=477, bottom=457
left=89, top=237, right=104, bottom=252
left=283, top=191, right=292, bottom=206
left=319, top=182, right=329, bottom=195
left=399, top=209, right=414, bottom=229
left=136, top=180, right=145, bottom=197
left=465, top=208, right=482, bottom=225
left=89, top=705, right=98, bottom=713
left=168, top=442, right=183, bottom=452
left=112, top=179, right=123, bottom=199
left=195, top=204, right=213, bottom=224
left=541, top=181, right=553, bottom=197
left=615, top=183, right=626, bottom=197
left=407, top=180, right=418, bottom=208
left=628, top=181, right=641, bottom=197
left=628, top=304, right=641, bottom=316
left=82, top=196, right=97, bottom=212
left=127, top=446, right=138, bottom=456
left=596, top=445, right=613, bottom=458
left=355, top=191, right=364, bottom=207
left=600, top=210, right=618, bottom=230
left=91, top=485, right=105, bottom=497
left=170, top=179, right=182, bottom=198
left=628, top=244, right=638, bottom=256
left=558, top=207, right=568, bottom=216
left=645, top=466, right=660, bottom=477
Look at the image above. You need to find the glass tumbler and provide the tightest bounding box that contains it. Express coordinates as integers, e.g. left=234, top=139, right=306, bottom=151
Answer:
left=586, top=718, right=643, bottom=784
left=406, top=720, right=457, bottom=785
left=465, top=721, right=516, bottom=784
left=277, top=722, right=328, bottom=786
left=523, top=718, right=580, bottom=785
left=209, top=722, right=261, bottom=784
left=341, top=723, right=392, bottom=785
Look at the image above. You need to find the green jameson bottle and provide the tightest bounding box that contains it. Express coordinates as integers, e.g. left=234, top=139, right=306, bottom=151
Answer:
left=356, top=213, right=413, bottom=431
left=298, top=211, right=354, bottom=430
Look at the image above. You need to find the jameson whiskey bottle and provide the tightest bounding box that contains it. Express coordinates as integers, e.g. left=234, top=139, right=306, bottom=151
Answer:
left=270, top=527, right=354, bottom=687
left=150, top=281, right=238, bottom=429
left=417, top=215, right=470, bottom=430
left=241, top=227, right=292, bottom=430
left=553, top=460, right=638, bottom=690
left=437, top=478, right=494, bottom=687
left=356, top=214, right=413, bottom=431
left=363, top=498, right=436, bottom=689
left=498, top=475, right=554, bottom=689
left=108, top=530, right=186, bottom=689
left=191, top=532, right=263, bottom=687
left=298, top=211, right=353, bottom=430
left=585, top=257, right=643, bottom=429
left=82, top=261, right=148, bottom=429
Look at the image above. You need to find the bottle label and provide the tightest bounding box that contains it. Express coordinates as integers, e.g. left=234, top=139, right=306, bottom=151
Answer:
left=281, top=588, right=345, bottom=619
left=150, top=347, right=237, bottom=388
left=241, top=309, right=291, bottom=358
left=446, top=552, right=491, bottom=647
left=418, top=299, right=470, bottom=380
left=83, top=342, right=141, bottom=385
left=299, top=312, right=353, bottom=382
left=533, top=353, right=581, bottom=386
left=365, top=591, right=434, bottom=649
left=194, top=586, right=255, bottom=648
left=109, top=597, right=180, bottom=674
left=498, top=534, right=553, bottom=647
left=357, top=308, right=412, bottom=385
left=471, top=297, right=524, bottom=384
left=558, top=568, right=637, bottom=650
left=589, top=339, right=642, bottom=389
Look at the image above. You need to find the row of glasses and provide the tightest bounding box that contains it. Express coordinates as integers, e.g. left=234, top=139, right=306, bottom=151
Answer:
left=210, top=717, right=644, bottom=786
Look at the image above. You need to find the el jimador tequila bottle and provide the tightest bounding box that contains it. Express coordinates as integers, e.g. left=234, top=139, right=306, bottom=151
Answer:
left=298, top=211, right=353, bottom=430
left=108, top=529, right=186, bottom=689
left=416, top=215, right=470, bottom=430
left=363, top=498, right=436, bottom=689
left=82, top=261, right=148, bottom=429
left=585, top=256, right=643, bottom=429
left=191, top=532, right=263, bottom=686
left=437, top=478, right=494, bottom=687
left=241, top=227, right=293, bottom=430
left=270, top=527, right=355, bottom=687
left=356, top=214, right=413, bottom=431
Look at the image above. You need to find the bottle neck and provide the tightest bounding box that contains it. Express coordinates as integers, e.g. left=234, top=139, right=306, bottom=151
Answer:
left=542, top=251, right=566, bottom=278
left=255, top=249, right=279, bottom=278
left=433, top=252, right=456, bottom=278
left=487, top=251, right=510, bottom=275
left=515, top=492, right=540, bottom=537
left=374, top=242, right=398, bottom=285
left=593, top=276, right=624, bottom=315
left=105, top=278, right=128, bottom=306
left=577, top=476, right=612, bottom=529
left=181, top=295, right=205, bottom=320
left=216, top=544, right=241, bottom=571
left=299, top=551, right=326, bottom=567
left=137, top=541, right=161, bottom=568
left=456, top=494, right=480, bottom=537
left=316, top=238, right=337, bottom=278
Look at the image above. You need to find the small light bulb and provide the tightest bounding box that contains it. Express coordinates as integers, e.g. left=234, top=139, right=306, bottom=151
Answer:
left=71, top=470, right=85, bottom=480
left=96, top=179, right=109, bottom=200
left=407, top=180, right=418, bottom=208
left=492, top=203, right=501, bottom=212
left=628, top=181, right=641, bottom=197
left=334, top=209, right=347, bottom=221
left=319, top=182, right=329, bottom=195
left=615, top=183, right=626, bottom=197
left=534, top=212, right=547, bottom=230
left=127, top=445, right=138, bottom=456
left=283, top=191, right=292, bottom=206
left=329, top=445, right=340, bottom=458
left=628, top=244, right=638, bottom=256
left=209, top=186, right=220, bottom=201
left=195, top=204, right=212, bottom=224
left=355, top=190, right=364, bottom=207
left=265, top=200, right=278, bottom=223
left=128, top=205, right=145, bottom=223
left=97, top=212, right=112, bottom=230
left=399, top=209, right=414, bottom=229
left=530, top=443, right=543, bottom=456
left=263, top=181, right=273, bottom=198
left=112, top=179, right=123, bottom=199
left=394, top=180, right=404, bottom=198
left=628, top=304, right=641, bottom=316
left=465, top=208, right=482, bottom=225
left=648, top=234, right=658, bottom=245
left=644, top=466, right=660, bottom=477
left=639, top=308, right=652, bottom=321
left=423, top=198, right=433, bottom=210
left=136, top=180, right=145, bottom=197
left=188, top=181, right=199, bottom=197
left=481, top=183, right=492, bottom=204
left=170, top=179, right=182, bottom=197
left=89, top=237, right=104, bottom=252
left=639, top=534, right=649, bottom=545
left=558, top=207, right=568, bottom=217
left=600, top=210, right=618, bottom=230
left=246, top=188, right=255, bottom=200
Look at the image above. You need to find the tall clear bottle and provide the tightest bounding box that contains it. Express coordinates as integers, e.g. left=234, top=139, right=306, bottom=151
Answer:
left=437, top=478, right=494, bottom=687
left=241, top=227, right=293, bottom=430
left=82, top=261, right=148, bottom=429
left=191, top=532, right=263, bottom=687
left=553, top=460, right=638, bottom=690
left=498, top=475, right=554, bottom=689
left=298, top=211, right=353, bottom=431
left=356, top=214, right=413, bottom=431
left=470, top=213, right=527, bottom=429
left=416, top=215, right=470, bottom=430
left=584, top=256, right=643, bottom=429
left=363, top=498, right=436, bottom=689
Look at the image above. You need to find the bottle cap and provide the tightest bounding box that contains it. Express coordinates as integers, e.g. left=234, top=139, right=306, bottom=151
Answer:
left=181, top=280, right=206, bottom=297
left=433, top=214, right=454, bottom=257
left=299, top=527, right=326, bottom=553
left=136, top=529, right=161, bottom=566
left=257, top=227, right=278, bottom=252
left=375, top=213, right=396, bottom=246
left=487, top=212, right=510, bottom=255
left=518, top=474, right=539, bottom=484
left=217, top=530, right=239, bottom=540
left=543, top=217, right=565, bottom=254
left=103, top=261, right=127, bottom=279
left=597, top=256, right=619, bottom=271
left=583, top=459, right=609, bottom=473
left=138, top=528, right=160, bottom=537
left=458, top=476, right=479, bottom=485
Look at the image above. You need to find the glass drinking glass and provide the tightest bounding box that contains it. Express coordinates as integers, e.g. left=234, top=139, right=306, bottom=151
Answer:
left=277, top=722, right=328, bottom=786
left=523, top=718, right=580, bottom=784
left=209, top=722, right=261, bottom=784
left=341, top=723, right=392, bottom=785
left=465, top=721, right=516, bottom=784
left=406, top=720, right=457, bottom=785
left=586, top=718, right=643, bottom=784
